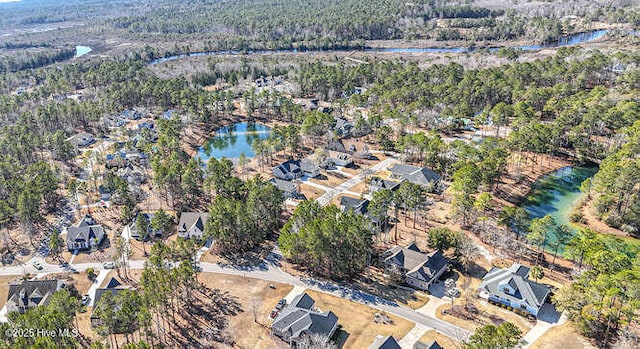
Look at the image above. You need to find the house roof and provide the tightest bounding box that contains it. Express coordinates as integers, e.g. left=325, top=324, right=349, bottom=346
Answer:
left=388, top=164, right=441, bottom=186
left=273, top=160, right=302, bottom=178
left=177, top=212, right=209, bottom=233
left=369, top=176, right=401, bottom=191
left=273, top=292, right=338, bottom=342
left=479, top=263, right=551, bottom=310
left=414, top=340, right=443, bottom=349
left=66, top=216, right=105, bottom=245
left=385, top=245, right=449, bottom=283
left=104, top=277, right=121, bottom=289
left=369, top=335, right=402, bottom=349
left=290, top=293, right=315, bottom=310
left=6, top=280, right=61, bottom=312
left=270, top=178, right=297, bottom=193
left=339, top=196, right=369, bottom=215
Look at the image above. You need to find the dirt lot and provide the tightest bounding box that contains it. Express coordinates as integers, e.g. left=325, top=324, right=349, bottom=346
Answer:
left=45, top=272, right=94, bottom=295
left=305, top=290, right=414, bottom=349
left=299, top=183, right=325, bottom=200
left=309, top=172, right=350, bottom=188
left=436, top=299, right=535, bottom=335
left=0, top=275, right=23, bottom=309
left=198, top=273, right=293, bottom=349
left=530, top=322, right=596, bottom=349
left=419, top=329, right=463, bottom=349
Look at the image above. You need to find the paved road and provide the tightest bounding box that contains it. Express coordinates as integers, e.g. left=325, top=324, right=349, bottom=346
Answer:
left=315, top=157, right=397, bottom=206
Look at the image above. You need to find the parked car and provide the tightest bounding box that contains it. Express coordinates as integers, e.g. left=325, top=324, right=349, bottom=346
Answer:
left=270, top=310, right=279, bottom=319
left=32, top=261, right=43, bottom=270
left=275, top=299, right=287, bottom=310
left=81, top=295, right=90, bottom=306
left=103, top=262, right=115, bottom=269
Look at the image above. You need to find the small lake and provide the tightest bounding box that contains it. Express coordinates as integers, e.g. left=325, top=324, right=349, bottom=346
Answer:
left=196, top=122, right=271, bottom=161
left=523, top=166, right=598, bottom=251
left=75, top=46, right=92, bottom=58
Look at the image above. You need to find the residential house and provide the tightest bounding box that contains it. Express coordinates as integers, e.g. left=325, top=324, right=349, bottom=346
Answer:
left=388, top=164, right=441, bottom=189
left=272, top=293, right=339, bottom=346
left=5, top=279, right=64, bottom=314
left=98, top=185, right=111, bottom=207
left=339, top=196, right=384, bottom=225
left=91, top=277, right=127, bottom=327
left=334, top=117, right=353, bottom=138
left=66, top=215, right=106, bottom=251
left=105, top=152, right=128, bottom=169
left=270, top=178, right=303, bottom=199
left=478, top=263, right=551, bottom=317
left=368, top=176, right=401, bottom=194
left=384, top=243, right=448, bottom=291
left=177, top=212, right=209, bottom=239
left=104, top=115, right=127, bottom=128
left=67, top=132, right=95, bottom=148
left=273, top=160, right=320, bottom=180
left=121, top=109, right=141, bottom=120
left=369, top=335, right=401, bottom=349
left=414, top=340, right=443, bottom=349
left=327, top=150, right=353, bottom=167
left=130, top=213, right=160, bottom=240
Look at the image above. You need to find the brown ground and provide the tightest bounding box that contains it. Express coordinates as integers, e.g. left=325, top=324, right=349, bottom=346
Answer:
left=45, top=272, right=94, bottom=295
left=435, top=300, right=535, bottom=335
left=304, top=290, right=414, bottom=349
left=419, top=330, right=463, bottom=349
left=530, top=322, right=596, bottom=349
left=309, top=172, right=350, bottom=188
left=493, top=152, right=572, bottom=207
left=299, top=183, right=325, bottom=200
left=0, top=275, right=23, bottom=309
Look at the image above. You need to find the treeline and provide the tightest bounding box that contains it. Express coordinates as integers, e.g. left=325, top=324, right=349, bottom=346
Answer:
left=0, top=47, right=76, bottom=73
left=590, top=120, right=640, bottom=233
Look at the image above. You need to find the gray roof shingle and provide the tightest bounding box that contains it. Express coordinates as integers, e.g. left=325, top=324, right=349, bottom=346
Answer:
left=479, top=263, right=551, bottom=310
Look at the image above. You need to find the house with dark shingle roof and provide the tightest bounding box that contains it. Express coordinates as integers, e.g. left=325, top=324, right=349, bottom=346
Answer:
left=414, top=340, right=443, bottom=349
left=369, top=335, right=402, bottom=349
left=177, top=212, right=209, bottom=239
left=270, top=178, right=302, bottom=199
left=91, top=277, right=128, bottom=327
left=478, top=263, right=551, bottom=317
left=384, top=243, right=448, bottom=291
left=273, top=160, right=320, bottom=180
left=66, top=215, right=105, bottom=251
left=388, top=164, right=441, bottom=188
left=334, top=117, right=354, bottom=138
left=272, top=293, right=339, bottom=346
left=5, top=279, right=64, bottom=314
left=368, top=176, right=401, bottom=194
left=67, top=132, right=95, bottom=148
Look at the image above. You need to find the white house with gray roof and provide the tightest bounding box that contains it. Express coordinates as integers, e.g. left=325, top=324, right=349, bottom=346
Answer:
left=66, top=215, right=105, bottom=251
left=384, top=243, right=448, bottom=291
left=478, top=263, right=551, bottom=317
left=177, top=212, right=209, bottom=239
left=272, top=293, right=339, bottom=346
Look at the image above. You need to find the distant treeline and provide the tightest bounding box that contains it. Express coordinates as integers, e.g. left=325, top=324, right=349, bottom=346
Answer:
left=0, top=46, right=76, bottom=73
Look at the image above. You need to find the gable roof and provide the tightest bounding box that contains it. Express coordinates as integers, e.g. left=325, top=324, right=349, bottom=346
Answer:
left=479, top=263, right=551, bottom=310
left=388, top=164, right=441, bottom=186
left=105, top=277, right=121, bottom=289
left=273, top=292, right=338, bottom=343
left=385, top=245, right=449, bottom=282
left=270, top=178, right=298, bottom=193
left=369, top=335, right=402, bottom=349
left=414, top=340, right=443, bottom=349
left=177, top=212, right=209, bottom=233
left=369, top=176, right=401, bottom=191
left=339, top=196, right=369, bottom=215
left=66, top=216, right=105, bottom=245
left=6, top=280, right=61, bottom=313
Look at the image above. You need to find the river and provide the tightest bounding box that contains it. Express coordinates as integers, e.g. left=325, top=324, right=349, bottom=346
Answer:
left=150, top=29, right=608, bottom=65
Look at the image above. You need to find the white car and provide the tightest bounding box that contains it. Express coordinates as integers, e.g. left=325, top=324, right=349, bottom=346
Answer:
left=32, top=261, right=43, bottom=270
left=103, top=262, right=115, bottom=269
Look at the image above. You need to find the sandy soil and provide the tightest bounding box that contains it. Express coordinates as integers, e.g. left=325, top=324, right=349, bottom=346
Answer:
left=305, top=290, right=415, bottom=349
left=435, top=300, right=535, bottom=335
left=419, top=329, right=463, bottom=349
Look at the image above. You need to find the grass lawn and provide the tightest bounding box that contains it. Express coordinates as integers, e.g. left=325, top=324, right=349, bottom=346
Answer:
left=305, top=290, right=414, bottom=349
left=419, top=330, right=463, bottom=349
left=0, top=275, right=23, bottom=309
left=530, top=323, right=595, bottom=349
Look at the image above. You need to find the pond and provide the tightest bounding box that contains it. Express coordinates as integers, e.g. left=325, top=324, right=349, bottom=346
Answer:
left=75, top=46, right=92, bottom=58
left=522, top=166, right=598, bottom=252
left=196, top=122, right=271, bottom=162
